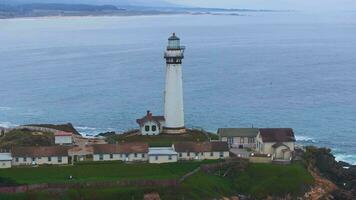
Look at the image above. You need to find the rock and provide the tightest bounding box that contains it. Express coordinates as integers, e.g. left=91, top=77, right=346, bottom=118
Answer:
left=338, top=161, right=351, bottom=167
left=331, top=189, right=354, bottom=200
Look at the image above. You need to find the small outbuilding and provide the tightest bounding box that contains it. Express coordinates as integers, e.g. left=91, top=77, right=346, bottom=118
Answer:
left=0, top=153, right=12, bottom=168
left=148, top=147, right=178, bottom=164
left=218, top=128, right=259, bottom=149
left=136, top=111, right=165, bottom=135
left=256, top=128, right=296, bottom=161
left=55, top=131, right=73, bottom=145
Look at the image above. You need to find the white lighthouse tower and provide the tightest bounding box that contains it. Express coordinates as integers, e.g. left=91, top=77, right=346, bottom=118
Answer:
left=163, top=33, right=186, bottom=134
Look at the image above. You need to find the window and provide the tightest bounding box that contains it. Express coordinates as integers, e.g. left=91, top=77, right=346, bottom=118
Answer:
left=195, top=153, right=199, bottom=157
left=24, top=157, right=27, bottom=162
left=142, top=153, right=145, bottom=158
left=219, top=152, right=224, bottom=158
left=152, top=125, right=157, bottom=132
left=58, top=157, right=62, bottom=163
left=120, top=154, right=122, bottom=158
left=187, top=152, right=190, bottom=157
left=99, top=154, right=103, bottom=160
left=32, top=157, right=35, bottom=162
left=201, top=152, right=204, bottom=156
left=15, top=158, right=19, bottom=162
left=179, top=153, right=182, bottom=157
left=145, top=125, right=150, bottom=132
left=248, top=137, right=255, bottom=143
left=240, top=137, right=244, bottom=144
left=210, top=152, right=214, bottom=157
left=48, top=157, right=51, bottom=162
left=155, top=156, right=158, bottom=160
left=125, top=154, right=129, bottom=158
left=168, top=155, right=172, bottom=160
left=110, top=154, right=113, bottom=159
left=134, top=153, right=137, bottom=158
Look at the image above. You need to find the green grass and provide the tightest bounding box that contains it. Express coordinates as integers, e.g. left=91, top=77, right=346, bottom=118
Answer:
left=233, top=163, right=314, bottom=199
left=0, top=162, right=314, bottom=200
left=107, top=129, right=218, bottom=147
left=0, top=161, right=203, bottom=185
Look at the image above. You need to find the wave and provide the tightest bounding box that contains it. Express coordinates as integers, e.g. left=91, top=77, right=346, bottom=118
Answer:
left=295, top=135, right=318, bottom=143
left=75, top=126, right=114, bottom=136
left=0, top=106, right=12, bottom=111
left=334, top=153, right=356, bottom=165
left=0, top=121, right=18, bottom=128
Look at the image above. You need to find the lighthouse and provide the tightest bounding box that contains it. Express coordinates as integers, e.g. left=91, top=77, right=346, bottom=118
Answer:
left=163, top=33, right=186, bottom=134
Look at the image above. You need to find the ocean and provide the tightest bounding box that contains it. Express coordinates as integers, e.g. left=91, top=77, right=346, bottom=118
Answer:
left=0, top=12, right=355, bottom=164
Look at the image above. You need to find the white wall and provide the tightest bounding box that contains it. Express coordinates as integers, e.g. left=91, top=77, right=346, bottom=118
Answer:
left=164, top=63, right=184, bottom=129
left=12, top=156, right=69, bottom=166
left=222, top=136, right=256, bottom=148
left=55, top=136, right=72, bottom=144
left=93, top=153, right=148, bottom=162
left=177, top=151, right=229, bottom=160
left=141, top=121, right=160, bottom=135
left=0, top=161, right=11, bottom=168
left=149, top=155, right=177, bottom=164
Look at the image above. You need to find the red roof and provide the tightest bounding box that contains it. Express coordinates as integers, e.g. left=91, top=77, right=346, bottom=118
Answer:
left=55, top=131, right=72, bottom=136
left=93, top=142, right=149, bottom=154
left=12, top=146, right=69, bottom=157
left=136, top=111, right=165, bottom=126
left=259, top=128, right=296, bottom=143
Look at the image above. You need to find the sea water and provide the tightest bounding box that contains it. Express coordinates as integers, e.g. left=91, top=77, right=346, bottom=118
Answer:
left=0, top=12, right=355, bottom=164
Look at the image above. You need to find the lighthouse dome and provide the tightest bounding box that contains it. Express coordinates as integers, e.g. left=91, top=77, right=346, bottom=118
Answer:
left=167, top=33, right=180, bottom=50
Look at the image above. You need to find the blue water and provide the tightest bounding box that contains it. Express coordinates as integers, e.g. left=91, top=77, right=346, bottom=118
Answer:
left=0, top=12, right=356, bottom=164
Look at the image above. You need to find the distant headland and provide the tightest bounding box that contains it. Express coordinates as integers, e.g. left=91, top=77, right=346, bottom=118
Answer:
left=0, top=3, right=289, bottom=19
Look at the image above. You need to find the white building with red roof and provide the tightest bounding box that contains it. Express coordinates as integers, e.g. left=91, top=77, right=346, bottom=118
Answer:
left=54, top=131, right=73, bottom=145
left=136, top=111, right=165, bottom=135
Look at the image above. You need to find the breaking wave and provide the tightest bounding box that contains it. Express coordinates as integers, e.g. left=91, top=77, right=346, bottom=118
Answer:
left=0, top=106, right=12, bottom=111
left=295, top=135, right=317, bottom=143
left=334, top=153, right=356, bottom=165
left=75, top=126, right=114, bottom=136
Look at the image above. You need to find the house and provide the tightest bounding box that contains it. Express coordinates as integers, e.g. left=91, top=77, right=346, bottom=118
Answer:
left=136, top=111, right=165, bottom=135
left=11, top=146, right=69, bottom=166
left=218, top=128, right=259, bottom=149
left=148, top=147, right=178, bottom=164
left=174, top=142, right=229, bottom=161
left=256, top=128, right=296, bottom=161
left=55, top=131, right=73, bottom=145
left=93, top=142, right=149, bottom=162
left=0, top=153, right=12, bottom=168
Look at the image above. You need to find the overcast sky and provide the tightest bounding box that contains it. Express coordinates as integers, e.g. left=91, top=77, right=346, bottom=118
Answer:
left=168, top=0, right=356, bottom=11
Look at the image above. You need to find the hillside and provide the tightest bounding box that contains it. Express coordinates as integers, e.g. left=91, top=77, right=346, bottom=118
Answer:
left=0, top=129, right=54, bottom=149
left=104, top=128, right=219, bottom=146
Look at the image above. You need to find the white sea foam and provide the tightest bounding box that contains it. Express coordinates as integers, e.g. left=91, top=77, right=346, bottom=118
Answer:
left=76, top=126, right=97, bottom=131
left=0, top=122, right=18, bottom=128
left=335, top=154, right=356, bottom=165
left=295, top=135, right=317, bottom=143
left=0, top=107, right=11, bottom=111
left=75, top=126, right=115, bottom=137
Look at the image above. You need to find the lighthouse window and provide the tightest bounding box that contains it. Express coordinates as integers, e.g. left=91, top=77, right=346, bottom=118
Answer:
left=152, top=125, right=157, bottom=132
left=145, top=125, right=150, bottom=132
